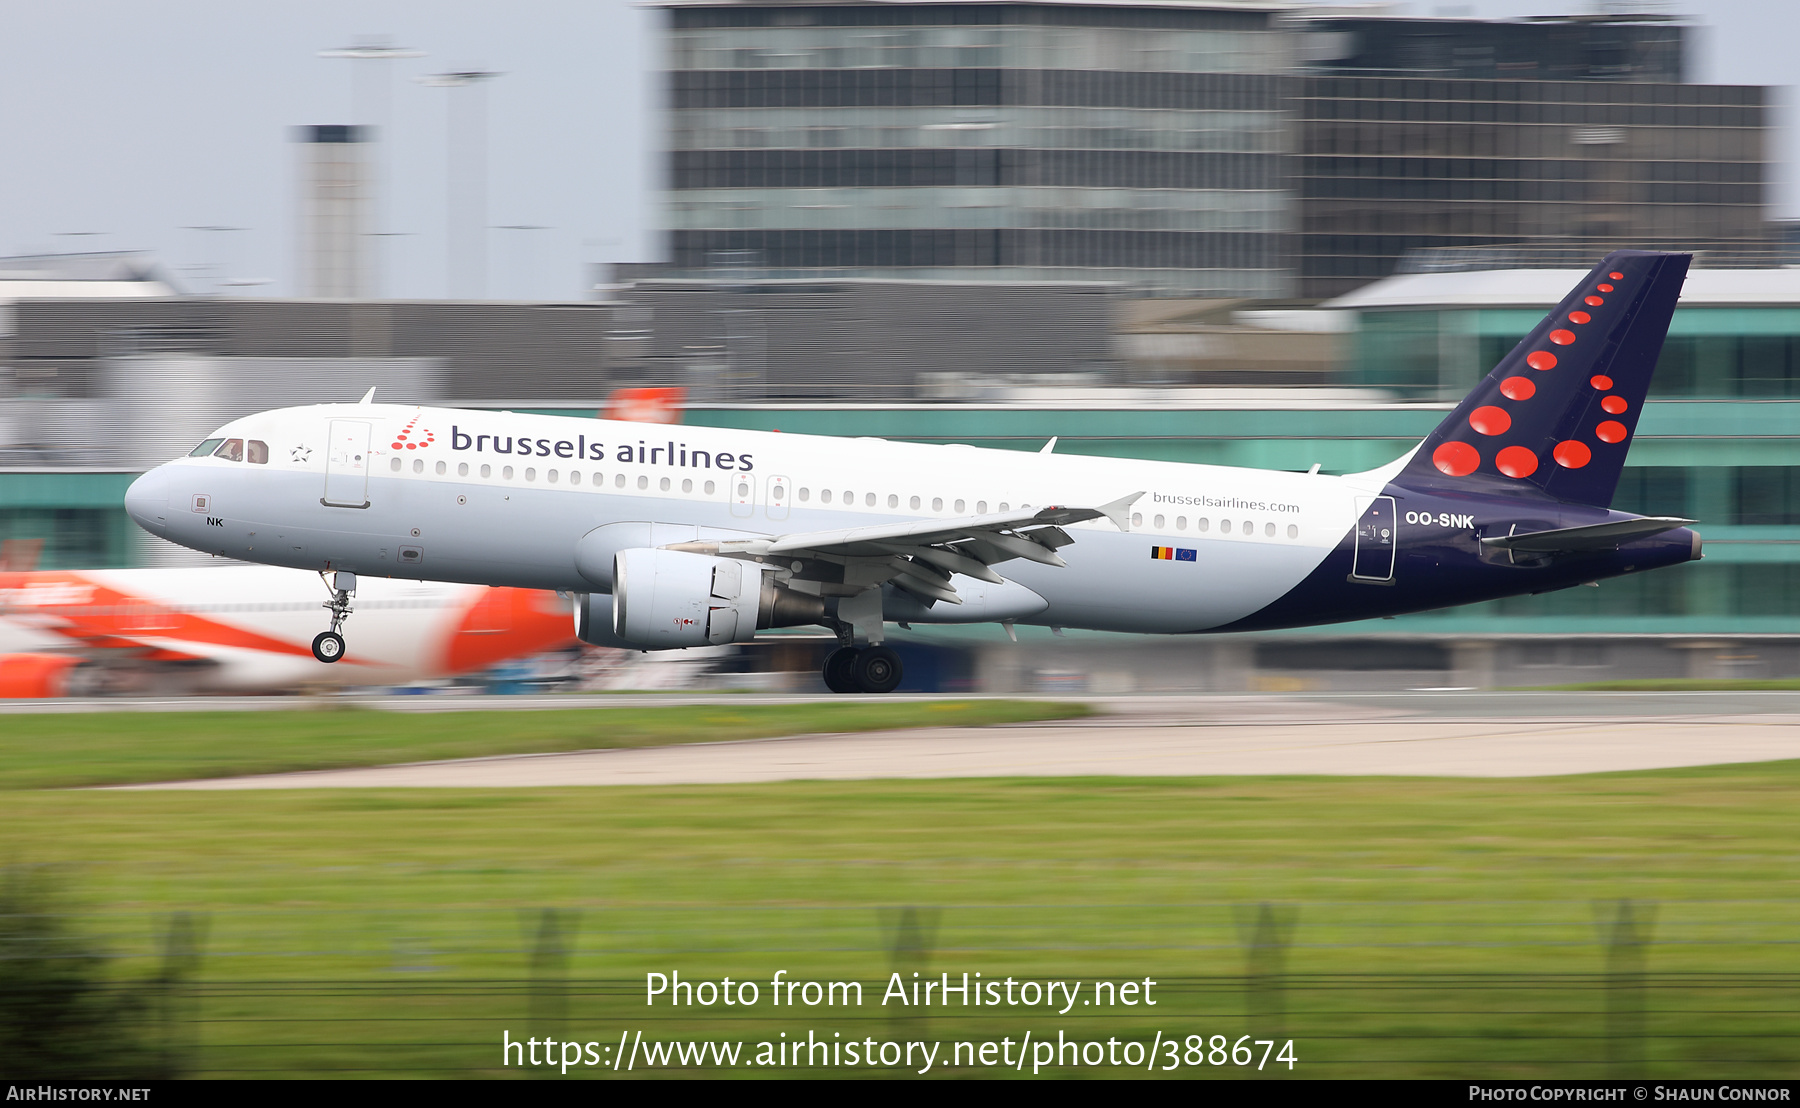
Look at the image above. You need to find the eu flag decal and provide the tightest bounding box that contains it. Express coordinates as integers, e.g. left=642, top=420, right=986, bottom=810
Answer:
left=1152, top=546, right=1197, bottom=561
left=1175, top=547, right=1197, bottom=562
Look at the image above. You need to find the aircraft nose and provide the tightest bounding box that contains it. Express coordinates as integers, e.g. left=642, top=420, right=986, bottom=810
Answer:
left=124, top=467, right=172, bottom=532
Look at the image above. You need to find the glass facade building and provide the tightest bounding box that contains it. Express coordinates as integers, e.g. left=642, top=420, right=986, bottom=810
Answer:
left=657, top=4, right=1770, bottom=300
left=659, top=1, right=1295, bottom=296
left=1294, top=77, right=1769, bottom=298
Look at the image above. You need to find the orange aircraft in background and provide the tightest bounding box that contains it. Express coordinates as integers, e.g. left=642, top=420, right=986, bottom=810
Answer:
left=0, top=566, right=576, bottom=697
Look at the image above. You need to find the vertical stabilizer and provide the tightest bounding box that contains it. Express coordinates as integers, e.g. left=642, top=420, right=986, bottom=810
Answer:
left=1397, top=250, right=1690, bottom=508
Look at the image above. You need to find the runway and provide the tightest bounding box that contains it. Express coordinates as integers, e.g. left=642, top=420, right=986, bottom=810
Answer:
left=121, top=692, right=1800, bottom=788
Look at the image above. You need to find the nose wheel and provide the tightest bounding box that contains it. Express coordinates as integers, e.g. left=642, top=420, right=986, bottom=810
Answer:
left=314, top=571, right=357, bottom=665
left=821, top=646, right=903, bottom=694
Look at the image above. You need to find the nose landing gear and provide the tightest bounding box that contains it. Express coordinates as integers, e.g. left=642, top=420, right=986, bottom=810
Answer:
left=312, top=571, right=356, bottom=664
left=821, top=645, right=903, bottom=694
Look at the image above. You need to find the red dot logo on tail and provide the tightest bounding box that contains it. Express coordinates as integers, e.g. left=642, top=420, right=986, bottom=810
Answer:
left=1596, top=421, right=1628, bottom=444
left=1527, top=351, right=1557, bottom=371
left=1432, top=441, right=1479, bottom=476
left=1496, top=445, right=1539, bottom=479
left=1500, top=376, right=1536, bottom=401
left=1469, top=406, right=1511, bottom=436
left=1549, top=329, right=1576, bottom=345
left=1601, top=396, right=1628, bottom=415
left=1554, top=441, right=1592, bottom=469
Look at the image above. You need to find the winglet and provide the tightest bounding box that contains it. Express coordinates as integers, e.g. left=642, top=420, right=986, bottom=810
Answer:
left=1098, top=491, right=1144, bottom=532
left=358, top=387, right=377, bottom=405
left=1040, top=437, right=1058, bottom=455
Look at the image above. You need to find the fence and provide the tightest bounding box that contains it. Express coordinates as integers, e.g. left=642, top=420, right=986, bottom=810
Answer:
left=7, top=898, right=1797, bottom=1078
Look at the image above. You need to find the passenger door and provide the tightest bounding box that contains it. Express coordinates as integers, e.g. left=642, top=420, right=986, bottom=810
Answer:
left=323, top=420, right=372, bottom=508
left=1351, top=495, right=1397, bottom=582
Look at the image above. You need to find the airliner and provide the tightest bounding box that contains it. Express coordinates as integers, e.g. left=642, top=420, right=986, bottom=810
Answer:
left=123, top=251, right=1700, bottom=693
left=0, top=567, right=574, bottom=696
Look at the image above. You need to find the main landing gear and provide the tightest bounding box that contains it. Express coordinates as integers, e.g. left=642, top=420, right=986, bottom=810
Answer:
left=312, top=571, right=356, bottom=664
left=822, top=645, right=903, bottom=694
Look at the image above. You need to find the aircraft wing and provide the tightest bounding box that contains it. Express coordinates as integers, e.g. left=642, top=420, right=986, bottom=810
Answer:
left=676, top=492, right=1143, bottom=606
left=1480, top=516, right=1694, bottom=554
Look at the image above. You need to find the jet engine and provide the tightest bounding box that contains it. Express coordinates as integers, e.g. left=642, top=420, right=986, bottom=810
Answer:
left=579, top=548, right=826, bottom=649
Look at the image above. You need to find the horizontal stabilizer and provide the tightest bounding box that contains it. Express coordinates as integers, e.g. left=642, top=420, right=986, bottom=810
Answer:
left=1480, top=516, right=1693, bottom=554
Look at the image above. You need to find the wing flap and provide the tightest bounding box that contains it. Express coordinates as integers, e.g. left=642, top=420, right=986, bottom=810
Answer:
left=762, top=495, right=1139, bottom=557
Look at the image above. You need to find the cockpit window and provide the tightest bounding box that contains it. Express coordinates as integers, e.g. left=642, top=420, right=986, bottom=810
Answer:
left=247, top=440, right=269, bottom=464
left=215, top=438, right=244, bottom=462
left=189, top=438, right=224, bottom=457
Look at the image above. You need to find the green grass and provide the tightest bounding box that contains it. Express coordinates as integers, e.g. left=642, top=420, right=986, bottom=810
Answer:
left=1516, top=677, right=1800, bottom=691
left=0, top=700, right=1087, bottom=790
left=6, top=764, right=1800, bottom=1078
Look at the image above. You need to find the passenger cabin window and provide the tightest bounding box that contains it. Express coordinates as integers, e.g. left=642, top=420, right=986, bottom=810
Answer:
left=799, top=488, right=811, bottom=502
left=821, top=490, right=833, bottom=504
left=413, top=458, right=424, bottom=474
left=215, top=438, right=244, bottom=462
left=390, top=457, right=402, bottom=472
left=480, top=464, right=491, bottom=478
left=190, top=438, right=224, bottom=457
left=247, top=440, right=269, bottom=464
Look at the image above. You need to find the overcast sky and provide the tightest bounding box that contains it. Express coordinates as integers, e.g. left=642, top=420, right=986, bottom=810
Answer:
left=0, top=1, right=1793, bottom=300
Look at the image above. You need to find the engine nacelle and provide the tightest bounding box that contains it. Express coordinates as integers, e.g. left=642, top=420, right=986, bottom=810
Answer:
left=575, top=549, right=829, bottom=650
left=571, top=592, right=641, bottom=649
left=607, top=548, right=756, bottom=648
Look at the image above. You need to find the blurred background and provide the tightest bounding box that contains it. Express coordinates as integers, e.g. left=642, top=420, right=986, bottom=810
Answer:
left=3, top=0, right=1800, bottom=695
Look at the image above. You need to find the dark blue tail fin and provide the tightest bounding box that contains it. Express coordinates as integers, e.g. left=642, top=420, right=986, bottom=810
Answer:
left=1397, top=250, right=1690, bottom=508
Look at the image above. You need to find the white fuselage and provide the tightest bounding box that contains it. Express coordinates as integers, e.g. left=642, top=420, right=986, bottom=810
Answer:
left=126, top=402, right=1394, bottom=635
